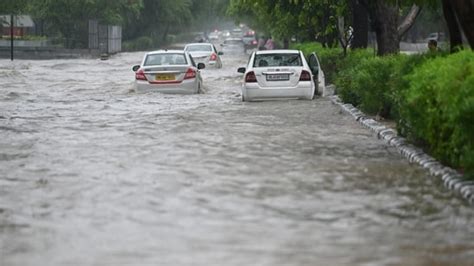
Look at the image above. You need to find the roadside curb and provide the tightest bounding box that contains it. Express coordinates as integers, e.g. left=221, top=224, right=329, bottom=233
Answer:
left=329, top=95, right=474, bottom=205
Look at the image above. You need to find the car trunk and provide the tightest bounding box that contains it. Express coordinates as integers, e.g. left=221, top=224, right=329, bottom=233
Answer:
left=189, top=52, right=211, bottom=61
left=143, top=66, right=188, bottom=83
left=254, top=67, right=302, bottom=88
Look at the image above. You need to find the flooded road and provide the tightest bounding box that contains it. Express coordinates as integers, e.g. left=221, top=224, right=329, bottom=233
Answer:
left=1, top=51, right=473, bottom=266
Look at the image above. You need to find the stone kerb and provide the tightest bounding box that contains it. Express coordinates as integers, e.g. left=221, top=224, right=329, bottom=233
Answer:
left=329, top=94, right=474, bottom=205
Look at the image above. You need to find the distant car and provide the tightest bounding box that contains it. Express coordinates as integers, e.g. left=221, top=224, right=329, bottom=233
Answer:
left=184, top=43, right=223, bottom=68
left=132, top=50, right=205, bottom=94
left=231, top=28, right=243, bottom=37
left=220, top=37, right=245, bottom=54
left=426, top=32, right=446, bottom=42
left=242, top=32, right=258, bottom=51
left=237, top=49, right=322, bottom=101
left=222, top=30, right=231, bottom=37
left=208, top=31, right=220, bottom=40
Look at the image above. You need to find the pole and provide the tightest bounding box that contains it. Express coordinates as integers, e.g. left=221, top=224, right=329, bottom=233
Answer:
left=10, top=14, right=14, bottom=61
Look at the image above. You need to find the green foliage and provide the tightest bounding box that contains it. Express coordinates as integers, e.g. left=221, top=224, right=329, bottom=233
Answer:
left=401, top=51, right=474, bottom=177
left=228, top=0, right=347, bottom=45
left=292, top=42, right=345, bottom=83
left=0, top=0, right=28, bottom=14
left=318, top=44, right=473, bottom=178
left=122, top=36, right=153, bottom=51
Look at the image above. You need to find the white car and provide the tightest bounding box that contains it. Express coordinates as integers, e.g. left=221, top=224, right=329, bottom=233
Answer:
left=208, top=31, right=220, bottom=40
left=132, top=50, right=205, bottom=94
left=237, top=50, right=323, bottom=101
left=220, top=37, right=245, bottom=54
left=184, top=43, right=223, bottom=68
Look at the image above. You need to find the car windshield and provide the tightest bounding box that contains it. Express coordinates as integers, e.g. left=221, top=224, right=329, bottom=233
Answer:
left=144, top=53, right=187, bottom=66
left=185, top=45, right=212, bottom=52
left=253, top=53, right=302, bottom=67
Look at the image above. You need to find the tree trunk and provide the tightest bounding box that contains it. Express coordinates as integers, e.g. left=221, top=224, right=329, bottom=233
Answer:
left=442, top=0, right=464, bottom=52
left=372, top=0, right=399, bottom=55
left=398, top=5, right=422, bottom=37
left=351, top=0, right=369, bottom=49
left=449, top=0, right=474, bottom=48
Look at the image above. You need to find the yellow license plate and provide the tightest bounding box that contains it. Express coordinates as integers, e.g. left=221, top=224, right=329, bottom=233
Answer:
left=156, top=74, right=175, bottom=81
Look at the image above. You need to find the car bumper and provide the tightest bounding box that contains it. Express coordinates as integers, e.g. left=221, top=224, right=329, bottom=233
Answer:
left=135, top=79, right=199, bottom=94
left=242, top=83, right=314, bottom=101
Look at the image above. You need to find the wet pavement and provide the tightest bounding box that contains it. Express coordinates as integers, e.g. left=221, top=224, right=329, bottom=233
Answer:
left=1, top=50, right=473, bottom=266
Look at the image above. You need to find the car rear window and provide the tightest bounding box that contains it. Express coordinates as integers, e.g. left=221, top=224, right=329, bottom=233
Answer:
left=224, top=39, right=242, bottom=45
left=185, top=45, right=212, bottom=52
left=253, top=53, right=302, bottom=67
left=144, top=53, right=187, bottom=66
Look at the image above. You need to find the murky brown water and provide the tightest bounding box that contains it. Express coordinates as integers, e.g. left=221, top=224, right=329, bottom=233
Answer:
left=1, top=50, right=473, bottom=266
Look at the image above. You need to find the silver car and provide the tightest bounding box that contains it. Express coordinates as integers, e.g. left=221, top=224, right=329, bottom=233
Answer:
left=132, top=50, right=205, bottom=94
left=221, top=37, right=245, bottom=54
left=184, top=43, right=223, bottom=68
left=237, top=50, right=321, bottom=101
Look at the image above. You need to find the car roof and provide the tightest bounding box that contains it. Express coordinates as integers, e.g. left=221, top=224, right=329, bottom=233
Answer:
left=255, top=49, right=301, bottom=55
left=147, top=50, right=185, bottom=55
left=185, top=43, right=212, bottom=46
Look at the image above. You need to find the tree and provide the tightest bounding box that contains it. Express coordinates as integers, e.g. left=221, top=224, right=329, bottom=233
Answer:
left=442, top=0, right=474, bottom=51
left=228, top=0, right=347, bottom=47
left=356, top=0, right=422, bottom=55
left=0, top=0, right=28, bottom=14
left=351, top=0, right=369, bottom=49
left=27, top=0, right=142, bottom=48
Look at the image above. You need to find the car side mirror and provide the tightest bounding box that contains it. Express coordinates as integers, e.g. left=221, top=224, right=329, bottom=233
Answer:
left=132, top=65, right=140, bottom=72
left=218, top=51, right=224, bottom=55
left=197, top=63, right=205, bottom=70
left=237, top=67, right=246, bottom=73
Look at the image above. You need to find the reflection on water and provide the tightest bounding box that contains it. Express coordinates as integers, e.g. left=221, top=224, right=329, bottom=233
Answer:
left=0, top=52, right=473, bottom=266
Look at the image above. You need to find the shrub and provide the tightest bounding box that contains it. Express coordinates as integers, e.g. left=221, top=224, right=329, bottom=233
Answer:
left=402, top=51, right=474, bottom=178
left=123, top=36, right=154, bottom=51
left=334, top=49, right=376, bottom=108
left=292, top=42, right=344, bottom=84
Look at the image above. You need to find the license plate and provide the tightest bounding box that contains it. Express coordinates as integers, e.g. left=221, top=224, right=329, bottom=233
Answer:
left=156, top=74, right=175, bottom=81
left=266, top=74, right=289, bottom=81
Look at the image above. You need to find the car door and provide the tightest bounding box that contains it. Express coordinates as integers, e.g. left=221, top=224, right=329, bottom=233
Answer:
left=308, top=53, right=325, bottom=95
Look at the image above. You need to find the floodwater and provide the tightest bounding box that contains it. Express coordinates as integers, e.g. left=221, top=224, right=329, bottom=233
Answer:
left=0, top=50, right=473, bottom=266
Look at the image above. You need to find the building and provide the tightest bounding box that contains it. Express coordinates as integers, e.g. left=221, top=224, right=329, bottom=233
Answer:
left=1, top=15, right=35, bottom=37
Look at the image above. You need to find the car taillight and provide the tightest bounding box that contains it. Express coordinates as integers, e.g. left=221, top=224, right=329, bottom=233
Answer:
left=184, top=68, right=196, bottom=79
left=252, top=40, right=257, bottom=45
left=299, top=70, right=311, bottom=81
left=210, top=53, right=217, bottom=61
left=245, top=71, right=257, bottom=83
left=135, top=68, right=147, bottom=81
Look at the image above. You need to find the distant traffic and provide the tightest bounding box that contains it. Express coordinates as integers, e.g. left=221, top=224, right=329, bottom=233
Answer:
left=132, top=26, right=325, bottom=100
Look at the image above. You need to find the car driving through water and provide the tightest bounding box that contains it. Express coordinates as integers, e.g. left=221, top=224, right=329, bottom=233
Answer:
left=184, top=43, right=223, bottom=69
left=132, top=50, right=205, bottom=94
left=237, top=49, right=322, bottom=101
left=220, top=37, right=245, bottom=54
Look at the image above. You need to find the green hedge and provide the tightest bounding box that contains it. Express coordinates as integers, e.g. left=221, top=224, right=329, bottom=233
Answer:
left=291, top=43, right=344, bottom=84
left=295, top=42, right=473, bottom=179
left=401, top=51, right=474, bottom=176
left=123, top=36, right=154, bottom=51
